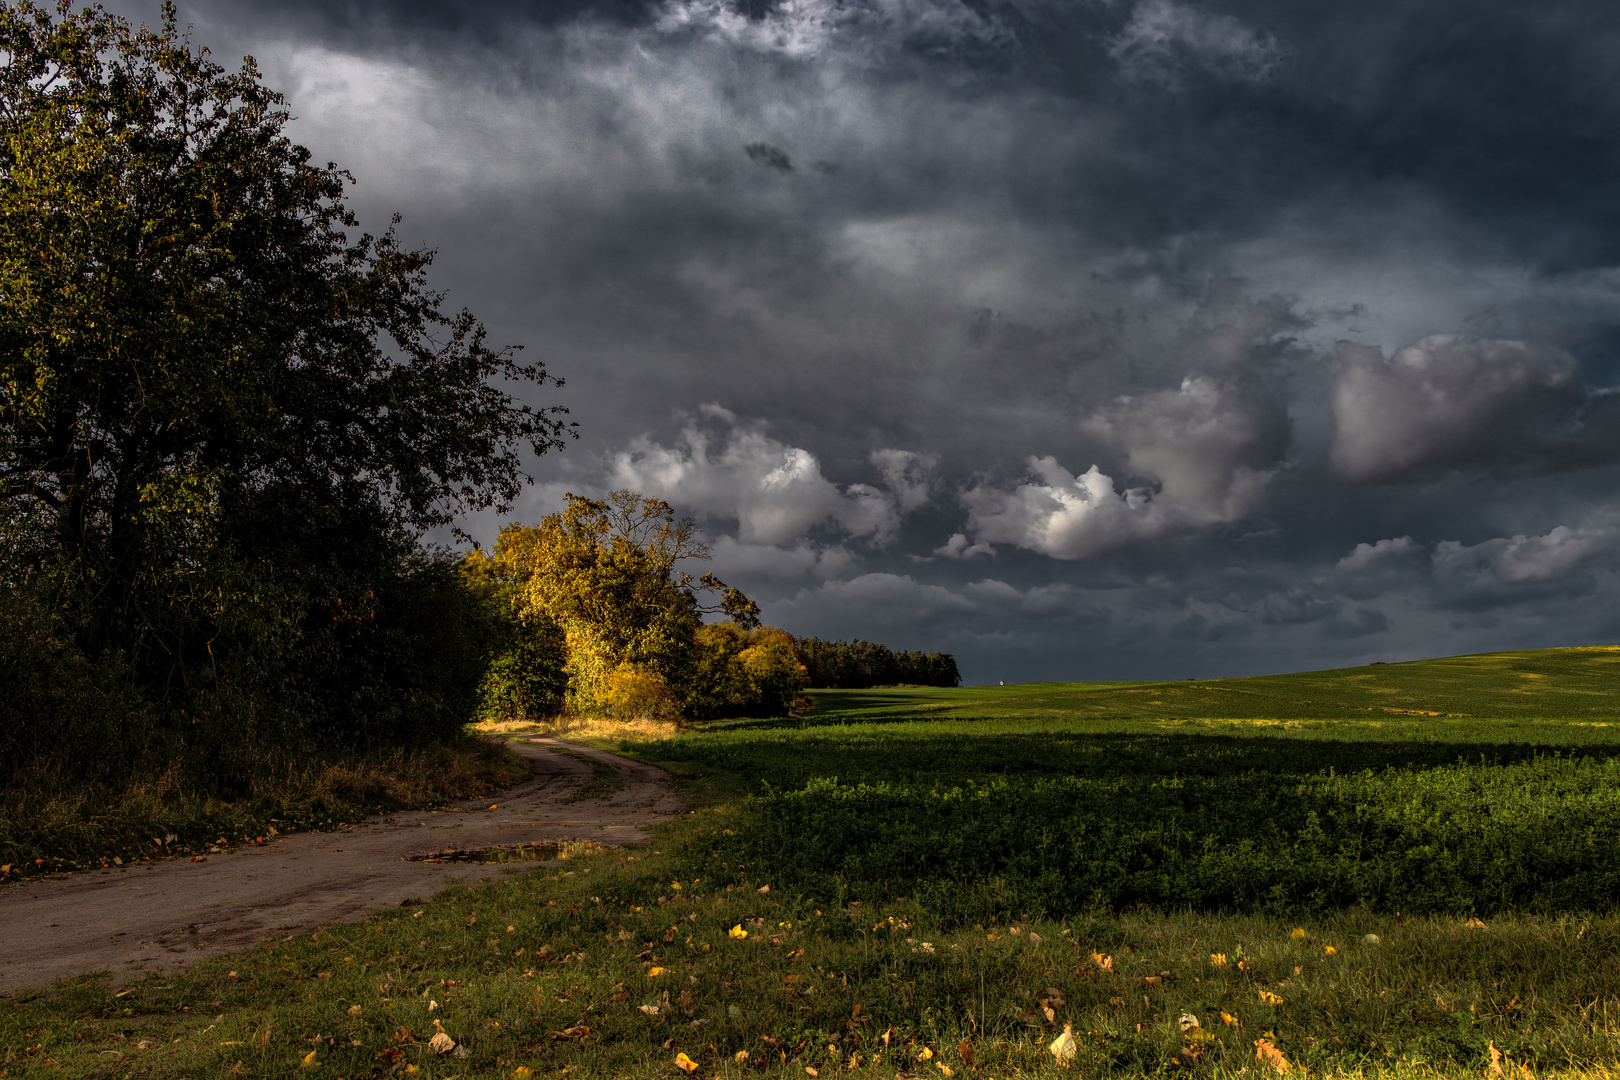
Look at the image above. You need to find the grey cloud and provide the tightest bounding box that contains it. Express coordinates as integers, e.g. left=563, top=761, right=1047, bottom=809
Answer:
left=119, top=0, right=1620, bottom=679
left=1108, top=0, right=1283, bottom=86
left=744, top=142, right=793, bottom=171
left=1329, top=335, right=1591, bottom=481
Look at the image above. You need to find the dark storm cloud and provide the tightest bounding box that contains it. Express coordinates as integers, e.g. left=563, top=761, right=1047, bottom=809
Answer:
left=114, top=0, right=1620, bottom=679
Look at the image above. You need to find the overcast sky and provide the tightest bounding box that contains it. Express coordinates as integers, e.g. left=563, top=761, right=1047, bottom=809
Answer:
left=121, top=0, right=1620, bottom=682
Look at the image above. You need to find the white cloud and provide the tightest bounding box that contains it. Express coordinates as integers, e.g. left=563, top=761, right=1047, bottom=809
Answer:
left=1108, top=0, right=1283, bottom=86
left=606, top=405, right=920, bottom=545
left=653, top=0, right=1014, bottom=60
left=1434, top=524, right=1611, bottom=586
left=959, top=375, right=1277, bottom=560
left=935, top=532, right=996, bottom=559
left=961, top=456, right=1173, bottom=560
left=1336, top=535, right=1424, bottom=573
left=1330, top=335, right=1577, bottom=481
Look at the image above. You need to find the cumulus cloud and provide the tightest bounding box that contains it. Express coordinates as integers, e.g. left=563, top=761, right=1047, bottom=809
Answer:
left=961, top=457, right=1171, bottom=560
left=1329, top=335, right=1578, bottom=481
left=1434, top=524, right=1612, bottom=587
left=606, top=406, right=922, bottom=546
left=1108, top=0, right=1283, bottom=86
left=935, top=532, right=995, bottom=560
left=1083, top=374, right=1281, bottom=521
left=1332, top=522, right=1618, bottom=612
left=958, top=373, right=1282, bottom=559
left=871, top=448, right=938, bottom=512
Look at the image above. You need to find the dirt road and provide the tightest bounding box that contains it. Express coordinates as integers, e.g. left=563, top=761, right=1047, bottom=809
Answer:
left=0, top=739, right=683, bottom=996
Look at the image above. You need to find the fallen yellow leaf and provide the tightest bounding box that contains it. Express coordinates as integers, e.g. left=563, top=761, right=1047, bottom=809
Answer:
left=1220, top=1011, right=1240, bottom=1027
left=301, top=1050, right=318, bottom=1068
left=513, top=1068, right=535, bottom=1080
left=648, top=967, right=667, bottom=977
left=1290, top=928, right=1307, bottom=940
left=729, top=924, right=747, bottom=939
left=1258, top=990, right=1285, bottom=1006
left=674, top=1051, right=698, bottom=1073
left=1255, top=1038, right=1291, bottom=1072
left=1048, top=1024, right=1077, bottom=1065
left=917, top=1046, right=934, bottom=1061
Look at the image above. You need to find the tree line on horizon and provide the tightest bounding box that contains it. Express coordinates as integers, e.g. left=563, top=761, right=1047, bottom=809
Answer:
left=793, top=637, right=961, bottom=689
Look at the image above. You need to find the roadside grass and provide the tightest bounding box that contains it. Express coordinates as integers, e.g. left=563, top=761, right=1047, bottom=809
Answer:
left=5, top=842, right=1618, bottom=1079
left=0, top=737, right=531, bottom=883
left=478, top=716, right=686, bottom=744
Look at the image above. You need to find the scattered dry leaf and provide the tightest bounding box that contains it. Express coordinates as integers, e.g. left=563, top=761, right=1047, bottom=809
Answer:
left=1255, top=1039, right=1291, bottom=1072
left=428, top=1032, right=456, bottom=1055
left=1048, top=1024, right=1077, bottom=1066
left=674, top=1051, right=699, bottom=1073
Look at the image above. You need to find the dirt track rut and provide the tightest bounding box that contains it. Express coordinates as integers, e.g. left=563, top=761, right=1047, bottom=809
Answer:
left=0, top=739, right=683, bottom=995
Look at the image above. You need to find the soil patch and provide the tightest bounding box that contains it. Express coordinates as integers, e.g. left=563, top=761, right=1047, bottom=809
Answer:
left=0, top=739, right=682, bottom=995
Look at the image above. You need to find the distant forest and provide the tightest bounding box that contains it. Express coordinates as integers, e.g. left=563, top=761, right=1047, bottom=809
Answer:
left=793, top=638, right=960, bottom=689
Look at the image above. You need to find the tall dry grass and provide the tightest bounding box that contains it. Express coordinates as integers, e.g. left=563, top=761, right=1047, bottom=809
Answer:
left=0, top=736, right=531, bottom=879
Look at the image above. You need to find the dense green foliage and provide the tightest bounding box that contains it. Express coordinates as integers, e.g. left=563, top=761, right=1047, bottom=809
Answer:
left=794, top=636, right=960, bottom=688
left=641, top=647, right=1620, bottom=923
left=0, top=3, right=564, bottom=839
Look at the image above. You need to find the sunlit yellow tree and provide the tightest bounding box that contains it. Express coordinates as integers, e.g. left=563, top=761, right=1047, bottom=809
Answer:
left=485, top=491, right=758, bottom=717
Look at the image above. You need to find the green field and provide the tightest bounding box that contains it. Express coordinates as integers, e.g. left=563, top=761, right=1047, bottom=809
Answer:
left=7, top=646, right=1620, bottom=1079
left=641, top=647, right=1620, bottom=921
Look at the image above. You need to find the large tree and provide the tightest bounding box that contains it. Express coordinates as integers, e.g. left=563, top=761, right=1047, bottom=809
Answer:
left=0, top=2, right=569, bottom=689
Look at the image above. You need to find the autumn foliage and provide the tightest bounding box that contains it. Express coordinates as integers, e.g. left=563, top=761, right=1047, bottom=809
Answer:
left=467, top=491, right=805, bottom=721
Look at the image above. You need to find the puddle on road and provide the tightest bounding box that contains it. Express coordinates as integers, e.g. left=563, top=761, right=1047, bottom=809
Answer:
left=406, top=840, right=604, bottom=864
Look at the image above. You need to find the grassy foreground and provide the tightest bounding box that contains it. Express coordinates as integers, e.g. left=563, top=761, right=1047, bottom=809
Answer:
left=4, top=844, right=1618, bottom=1079
left=5, top=646, right=1620, bottom=1078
